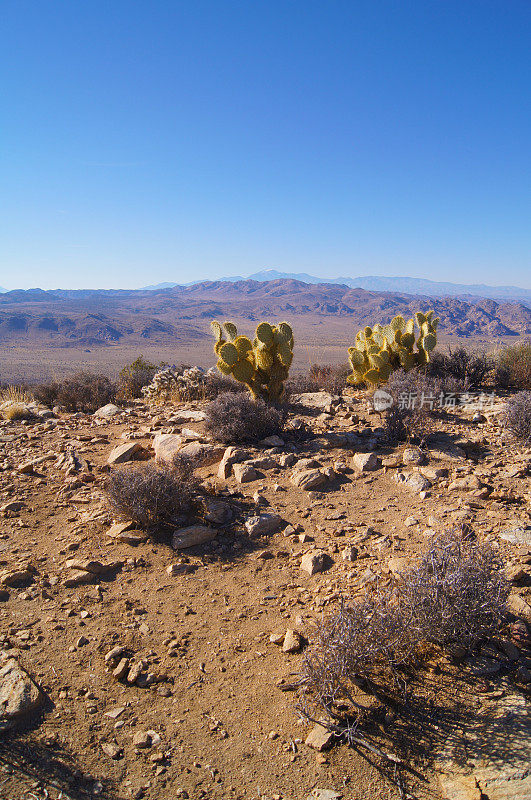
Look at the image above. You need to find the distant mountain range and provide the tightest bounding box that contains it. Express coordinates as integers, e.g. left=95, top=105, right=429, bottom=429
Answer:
left=1, top=277, right=531, bottom=346
left=143, top=270, right=531, bottom=305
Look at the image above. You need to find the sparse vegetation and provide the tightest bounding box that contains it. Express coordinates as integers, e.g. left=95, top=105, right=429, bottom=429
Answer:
left=104, top=455, right=199, bottom=530
left=118, top=355, right=159, bottom=399
left=34, top=372, right=118, bottom=412
left=205, top=391, right=286, bottom=443
left=0, top=385, right=35, bottom=419
left=496, top=340, right=531, bottom=389
left=429, top=346, right=491, bottom=389
left=298, top=531, right=509, bottom=741
left=400, top=531, right=510, bottom=650
left=287, top=364, right=349, bottom=395
left=502, top=390, right=531, bottom=442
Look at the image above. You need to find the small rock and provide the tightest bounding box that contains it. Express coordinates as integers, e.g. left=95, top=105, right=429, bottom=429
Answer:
left=402, top=447, right=426, bottom=465
left=101, top=742, right=122, bottom=759
left=282, top=629, right=302, bottom=653
left=0, top=652, right=43, bottom=721
left=341, top=545, right=358, bottom=562
left=172, top=525, right=217, bottom=550
left=94, top=404, right=121, bottom=418
left=112, top=658, right=130, bottom=680
left=301, top=551, right=328, bottom=576
left=132, top=731, right=152, bottom=749
left=352, top=452, right=379, bottom=472
left=305, top=724, right=335, bottom=752
left=291, top=469, right=328, bottom=491
left=245, top=514, right=283, bottom=537
left=107, top=442, right=143, bottom=465
left=233, top=463, right=258, bottom=484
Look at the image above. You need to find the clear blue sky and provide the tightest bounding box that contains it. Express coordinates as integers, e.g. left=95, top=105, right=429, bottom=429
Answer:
left=1, top=0, right=530, bottom=290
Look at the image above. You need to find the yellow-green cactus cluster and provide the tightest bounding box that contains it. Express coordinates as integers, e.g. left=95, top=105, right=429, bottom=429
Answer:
left=347, top=311, right=439, bottom=386
left=211, top=320, right=294, bottom=402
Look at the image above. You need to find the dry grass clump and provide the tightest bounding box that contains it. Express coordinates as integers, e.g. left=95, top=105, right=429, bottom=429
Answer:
left=204, top=391, right=286, bottom=444
left=104, top=455, right=199, bottom=530
left=298, top=531, right=508, bottom=742
left=379, top=369, right=436, bottom=445
left=502, top=390, right=531, bottom=443
left=34, top=372, right=117, bottom=412
left=0, top=386, right=35, bottom=420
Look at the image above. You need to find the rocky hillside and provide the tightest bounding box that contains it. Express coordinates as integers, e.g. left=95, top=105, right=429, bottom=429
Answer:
left=0, top=280, right=530, bottom=346
left=0, top=388, right=530, bottom=799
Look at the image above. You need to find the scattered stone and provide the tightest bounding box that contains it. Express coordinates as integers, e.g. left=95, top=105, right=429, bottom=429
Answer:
left=233, top=463, right=258, bottom=484
left=101, top=742, right=122, bottom=759
left=341, top=545, right=358, bottom=561
left=301, top=551, right=328, bottom=576
left=394, top=471, right=431, bottom=493
left=172, top=525, right=217, bottom=549
left=305, top=724, right=335, bottom=751
left=0, top=652, right=43, bottom=721
left=107, top=442, right=143, bottom=465
left=291, top=469, right=328, bottom=491
left=94, top=404, right=121, bottom=418
left=260, top=435, right=285, bottom=447
left=112, top=659, right=130, bottom=680
left=282, top=629, right=302, bottom=653
left=352, top=452, right=379, bottom=472
left=245, top=514, right=283, bottom=537
left=402, top=447, right=426, bottom=465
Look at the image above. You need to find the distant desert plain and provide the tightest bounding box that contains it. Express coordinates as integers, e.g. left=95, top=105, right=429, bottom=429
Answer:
left=1, top=278, right=530, bottom=383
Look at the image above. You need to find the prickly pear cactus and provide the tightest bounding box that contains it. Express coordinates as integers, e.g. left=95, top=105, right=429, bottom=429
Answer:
left=211, top=320, right=294, bottom=402
left=347, top=311, right=438, bottom=386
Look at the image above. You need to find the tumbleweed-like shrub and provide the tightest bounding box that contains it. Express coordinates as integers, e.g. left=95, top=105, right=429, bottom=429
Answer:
left=298, top=531, right=509, bottom=742
left=428, top=347, right=491, bottom=389
left=204, top=391, right=286, bottom=444
left=502, top=390, right=531, bottom=443
left=104, top=456, right=199, bottom=530
left=298, top=590, right=416, bottom=743
left=400, top=531, right=509, bottom=650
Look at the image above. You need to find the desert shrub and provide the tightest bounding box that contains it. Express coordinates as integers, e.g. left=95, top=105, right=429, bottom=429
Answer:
left=428, top=347, right=491, bottom=389
left=298, top=590, right=416, bottom=742
left=118, top=355, right=159, bottom=399
left=142, top=365, right=230, bottom=403
left=496, top=341, right=531, bottom=389
left=34, top=372, right=117, bottom=412
left=298, top=530, right=508, bottom=741
left=204, top=391, right=286, bottom=444
left=203, top=372, right=246, bottom=399
left=104, top=455, right=199, bottom=530
left=287, top=364, right=349, bottom=396
left=502, top=390, right=531, bottom=442
left=379, top=368, right=437, bottom=444
left=400, top=531, right=509, bottom=650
